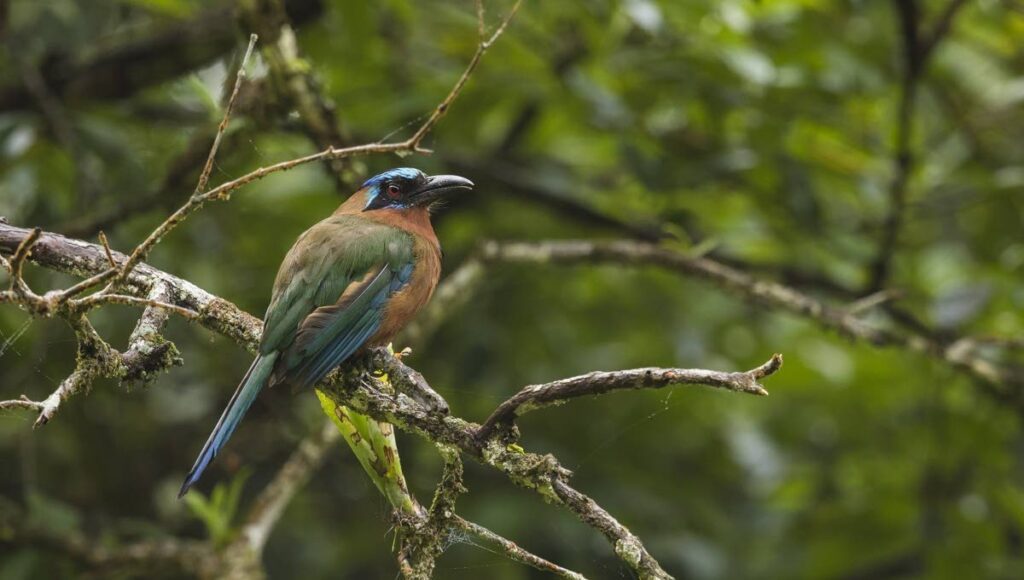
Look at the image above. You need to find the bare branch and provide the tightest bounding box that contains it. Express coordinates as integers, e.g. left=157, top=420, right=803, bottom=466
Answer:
left=32, top=364, right=92, bottom=428
left=868, top=0, right=970, bottom=291
left=97, top=231, right=118, bottom=270
left=0, top=224, right=261, bottom=423
left=195, top=34, right=257, bottom=196
left=8, top=226, right=40, bottom=296
left=478, top=239, right=1023, bottom=393
left=241, top=420, right=341, bottom=553
left=30, top=316, right=114, bottom=427
left=551, top=479, right=671, bottom=579
left=844, top=289, right=903, bottom=316
left=453, top=517, right=589, bottom=580
left=478, top=355, right=780, bottom=441
left=919, top=0, right=970, bottom=59
left=0, top=395, right=43, bottom=412
left=77, top=294, right=200, bottom=320
left=320, top=348, right=691, bottom=579
left=406, top=0, right=523, bottom=150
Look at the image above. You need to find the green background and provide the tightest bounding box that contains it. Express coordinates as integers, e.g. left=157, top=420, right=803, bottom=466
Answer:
left=1, top=0, right=1023, bottom=578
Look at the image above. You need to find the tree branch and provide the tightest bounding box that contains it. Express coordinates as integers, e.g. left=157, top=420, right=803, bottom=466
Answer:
left=119, top=282, right=183, bottom=387
left=0, top=222, right=264, bottom=350
left=240, top=420, right=341, bottom=553
left=0, top=0, right=324, bottom=112
left=0, top=498, right=218, bottom=576
left=477, top=239, right=1022, bottom=395
left=551, top=479, right=669, bottom=579
left=867, top=0, right=971, bottom=291
left=318, top=348, right=694, bottom=579
left=239, top=0, right=357, bottom=191
left=406, top=0, right=523, bottom=151
left=453, top=517, right=588, bottom=580
left=477, top=354, right=780, bottom=441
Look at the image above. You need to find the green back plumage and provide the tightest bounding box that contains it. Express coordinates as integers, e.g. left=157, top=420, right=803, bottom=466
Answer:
left=261, top=215, right=414, bottom=358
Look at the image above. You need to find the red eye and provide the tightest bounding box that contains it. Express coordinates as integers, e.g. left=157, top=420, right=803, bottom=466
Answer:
left=387, top=184, right=401, bottom=198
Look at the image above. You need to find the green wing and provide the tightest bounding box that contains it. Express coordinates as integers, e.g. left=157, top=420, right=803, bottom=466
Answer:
left=259, top=215, right=415, bottom=388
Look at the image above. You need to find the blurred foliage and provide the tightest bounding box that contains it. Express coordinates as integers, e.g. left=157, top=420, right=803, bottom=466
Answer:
left=184, top=469, right=251, bottom=548
left=1, top=0, right=1023, bottom=578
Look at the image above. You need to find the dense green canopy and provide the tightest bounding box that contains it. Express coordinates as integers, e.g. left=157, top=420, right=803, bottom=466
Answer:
left=1, top=0, right=1022, bottom=578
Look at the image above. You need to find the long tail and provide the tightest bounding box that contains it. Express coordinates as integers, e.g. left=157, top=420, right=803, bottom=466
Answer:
left=178, top=353, right=278, bottom=498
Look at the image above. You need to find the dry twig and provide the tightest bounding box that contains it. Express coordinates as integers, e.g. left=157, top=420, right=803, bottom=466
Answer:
left=478, top=355, right=780, bottom=441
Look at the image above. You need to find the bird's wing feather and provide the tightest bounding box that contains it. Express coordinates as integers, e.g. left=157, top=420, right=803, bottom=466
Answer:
left=259, top=215, right=415, bottom=388
left=281, top=260, right=413, bottom=387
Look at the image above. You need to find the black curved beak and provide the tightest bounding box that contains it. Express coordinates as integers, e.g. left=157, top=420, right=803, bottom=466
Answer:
left=410, top=174, right=474, bottom=206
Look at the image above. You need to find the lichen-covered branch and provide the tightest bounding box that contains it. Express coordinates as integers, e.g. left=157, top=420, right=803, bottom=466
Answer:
left=0, top=224, right=258, bottom=424
left=317, top=349, right=696, bottom=579
left=550, top=479, right=669, bottom=579
left=0, top=221, right=264, bottom=350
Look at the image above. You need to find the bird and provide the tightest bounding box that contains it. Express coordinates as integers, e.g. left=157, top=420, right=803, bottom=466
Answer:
left=178, top=167, right=473, bottom=497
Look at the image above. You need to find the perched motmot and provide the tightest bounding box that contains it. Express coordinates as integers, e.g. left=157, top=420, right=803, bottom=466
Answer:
left=179, top=168, right=473, bottom=497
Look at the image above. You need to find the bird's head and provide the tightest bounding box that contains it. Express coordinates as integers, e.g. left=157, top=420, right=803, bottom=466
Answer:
left=361, top=168, right=474, bottom=212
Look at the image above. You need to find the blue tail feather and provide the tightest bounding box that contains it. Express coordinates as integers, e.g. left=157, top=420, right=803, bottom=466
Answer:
left=178, top=353, right=278, bottom=498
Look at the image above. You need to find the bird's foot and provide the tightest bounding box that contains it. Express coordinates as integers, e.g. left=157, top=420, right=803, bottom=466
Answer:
left=388, top=343, right=413, bottom=361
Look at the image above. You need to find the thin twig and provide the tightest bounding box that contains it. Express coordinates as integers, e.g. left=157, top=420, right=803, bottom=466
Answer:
left=844, top=289, right=902, bottom=316
left=475, top=0, right=486, bottom=39
left=478, top=239, right=1022, bottom=392
left=0, top=395, right=43, bottom=412
left=97, top=231, right=118, bottom=270
left=454, top=517, right=588, bottom=580
left=76, top=294, right=200, bottom=320
left=115, top=34, right=258, bottom=286
left=406, top=0, right=522, bottom=149
left=8, top=227, right=40, bottom=295
left=477, top=355, right=781, bottom=441
left=60, top=8, right=520, bottom=304
left=867, top=0, right=970, bottom=292
left=240, top=420, right=340, bottom=553
left=195, top=34, right=257, bottom=196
